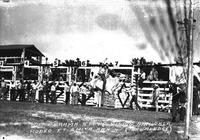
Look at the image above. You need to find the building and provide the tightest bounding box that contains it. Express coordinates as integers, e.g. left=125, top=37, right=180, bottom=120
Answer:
left=0, top=44, right=44, bottom=81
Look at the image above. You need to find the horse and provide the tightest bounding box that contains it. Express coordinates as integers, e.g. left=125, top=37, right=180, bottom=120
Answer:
left=87, top=74, right=119, bottom=107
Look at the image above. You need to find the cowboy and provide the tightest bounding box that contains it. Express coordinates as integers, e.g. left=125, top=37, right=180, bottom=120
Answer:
left=129, top=84, right=141, bottom=110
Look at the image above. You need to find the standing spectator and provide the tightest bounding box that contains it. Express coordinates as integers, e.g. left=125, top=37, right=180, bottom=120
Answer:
left=30, top=81, right=38, bottom=102
left=178, top=85, right=187, bottom=122
left=64, top=82, right=70, bottom=104
left=10, top=81, right=16, bottom=101
left=0, top=77, right=7, bottom=100
left=193, top=85, right=200, bottom=115
left=169, top=82, right=179, bottom=122
left=38, top=81, right=44, bottom=103
left=50, top=81, right=58, bottom=104
left=43, top=81, right=50, bottom=103
left=26, top=81, right=31, bottom=101
left=18, top=80, right=25, bottom=102
left=70, top=82, right=80, bottom=105
left=152, top=84, right=160, bottom=112
left=169, top=82, right=186, bottom=122
left=24, top=81, right=29, bottom=101
left=193, top=77, right=200, bottom=115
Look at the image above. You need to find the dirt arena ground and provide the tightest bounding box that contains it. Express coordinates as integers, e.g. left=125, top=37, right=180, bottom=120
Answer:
left=0, top=101, right=198, bottom=140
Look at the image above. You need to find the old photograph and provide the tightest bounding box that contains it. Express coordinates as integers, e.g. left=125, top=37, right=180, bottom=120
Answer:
left=0, top=0, right=200, bottom=139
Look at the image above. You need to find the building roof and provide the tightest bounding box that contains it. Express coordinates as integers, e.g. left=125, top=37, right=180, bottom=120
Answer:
left=0, top=44, right=44, bottom=57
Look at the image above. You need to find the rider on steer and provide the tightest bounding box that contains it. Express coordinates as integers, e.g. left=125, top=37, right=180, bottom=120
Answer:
left=98, top=58, right=109, bottom=80
left=97, top=58, right=109, bottom=106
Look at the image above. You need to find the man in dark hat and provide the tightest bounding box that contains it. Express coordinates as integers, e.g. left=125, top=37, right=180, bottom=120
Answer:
left=169, top=82, right=179, bottom=122
left=169, top=81, right=187, bottom=122
left=177, top=84, right=187, bottom=121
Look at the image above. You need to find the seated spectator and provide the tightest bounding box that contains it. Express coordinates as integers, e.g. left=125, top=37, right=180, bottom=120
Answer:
left=138, top=70, right=146, bottom=88
left=147, top=68, right=158, bottom=81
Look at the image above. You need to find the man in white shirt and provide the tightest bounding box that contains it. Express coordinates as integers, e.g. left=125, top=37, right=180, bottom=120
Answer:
left=64, top=82, right=70, bottom=104
left=70, top=82, right=79, bottom=105
left=38, top=81, right=44, bottom=103
left=30, top=81, right=39, bottom=102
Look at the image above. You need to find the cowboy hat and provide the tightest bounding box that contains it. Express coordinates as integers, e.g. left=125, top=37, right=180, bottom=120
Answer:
left=119, top=74, right=126, bottom=79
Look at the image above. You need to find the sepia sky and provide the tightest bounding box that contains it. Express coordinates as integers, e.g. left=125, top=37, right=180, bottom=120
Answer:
left=0, top=0, right=200, bottom=64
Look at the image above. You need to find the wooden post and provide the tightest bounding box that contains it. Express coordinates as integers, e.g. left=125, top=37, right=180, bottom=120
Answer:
left=21, top=48, right=25, bottom=81
left=131, top=66, right=135, bottom=84
left=38, top=66, right=43, bottom=82
left=184, top=0, right=194, bottom=137
left=68, top=67, right=72, bottom=84
left=12, top=66, right=17, bottom=82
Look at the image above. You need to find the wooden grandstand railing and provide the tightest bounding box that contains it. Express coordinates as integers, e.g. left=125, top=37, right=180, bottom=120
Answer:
left=138, top=80, right=172, bottom=112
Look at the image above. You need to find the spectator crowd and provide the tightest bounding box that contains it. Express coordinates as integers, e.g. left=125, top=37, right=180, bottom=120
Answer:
left=0, top=65, right=200, bottom=123
left=0, top=77, right=82, bottom=105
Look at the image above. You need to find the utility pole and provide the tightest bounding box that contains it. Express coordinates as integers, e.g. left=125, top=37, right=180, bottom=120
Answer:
left=184, top=0, right=194, bottom=137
